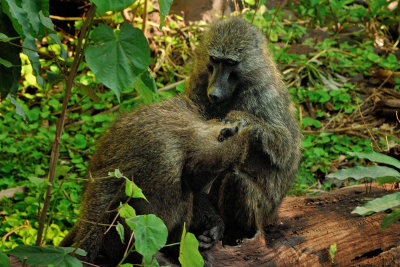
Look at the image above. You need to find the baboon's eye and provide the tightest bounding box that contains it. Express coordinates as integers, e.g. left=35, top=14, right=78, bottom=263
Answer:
left=226, top=59, right=238, bottom=66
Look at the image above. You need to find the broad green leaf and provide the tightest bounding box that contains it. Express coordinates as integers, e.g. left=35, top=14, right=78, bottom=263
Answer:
left=1, top=0, right=31, bottom=38
left=327, top=165, right=400, bottom=181
left=92, top=0, right=136, bottom=14
left=348, top=151, right=400, bottom=169
left=179, top=224, right=204, bottom=267
left=381, top=209, right=400, bottom=230
left=134, top=69, right=157, bottom=104
left=119, top=203, right=136, bottom=219
left=329, top=243, right=337, bottom=264
left=116, top=221, right=125, bottom=243
left=352, top=192, right=400, bottom=216
left=127, top=214, right=168, bottom=264
left=0, top=58, right=12, bottom=68
left=0, top=11, right=21, bottom=99
left=120, top=264, right=134, bottom=267
left=158, top=0, right=173, bottom=28
left=85, top=23, right=150, bottom=100
left=125, top=179, right=148, bottom=200
left=9, top=246, right=86, bottom=267
left=0, top=250, right=10, bottom=267
left=21, top=0, right=42, bottom=35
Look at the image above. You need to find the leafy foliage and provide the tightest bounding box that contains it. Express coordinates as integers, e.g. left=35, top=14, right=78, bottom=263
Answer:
left=9, top=245, right=86, bottom=267
left=328, top=152, right=400, bottom=228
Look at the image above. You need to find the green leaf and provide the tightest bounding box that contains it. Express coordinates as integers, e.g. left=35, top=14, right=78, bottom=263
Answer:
left=302, top=117, right=322, bottom=128
left=119, top=203, right=136, bottom=219
left=116, top=221, right=125, bottom=243
left=0, top=32, right=19, bottom=42
left=92, top=0, right=136, bottom=15
left=179, top=224, right=204, bottom=267
left=109, top=168, right=124, bottom=178
left=9, top=246, right=86, bottom=267
left=55, top=165, right=71, bottom=178
left=158, top=0, right=173, bottom=28
left=21, top=0, right=42, bottom=35
left=327, top=165, right=400, bottom=180
left=125, top=179, right=147, bottom=200
left=134, top=69, right=157, bottom=104
left=0, top=11, right=21, bottom=99
left=28, top=176, right=47, bottom=187
left=46, top=71, right=65, bottom=85
left=348, top=151, right=400, bottom=169
left=352, top=192, right=400, bottom=216
left=126, top=214, right=168, bottom=264
left=1, top=0, right=31, bottom=38
left=329, top=243, right=337, bottom=264
left=381, top=209, right=400, bottom=230
left=0, top=58, right=12, bottom=68
left=73, top=134, right=87, bottom=149
left=85, top=23, right=150, bottom=100
left=49, top=33, right=68, bottom=60
left=7, top=94, right=26, bottom=119
left=0, top=250, right=10, bottom=267
left=22, top=35, right=44, bottom=88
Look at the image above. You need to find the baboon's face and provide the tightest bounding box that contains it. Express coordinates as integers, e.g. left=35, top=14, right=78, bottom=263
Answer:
left=206, top=55, right=240, bottom=104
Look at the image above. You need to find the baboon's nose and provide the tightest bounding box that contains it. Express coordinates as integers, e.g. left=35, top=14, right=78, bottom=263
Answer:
left=208, top=93, right=221, bottom=103
left=208, top=87, right=224, bottom=103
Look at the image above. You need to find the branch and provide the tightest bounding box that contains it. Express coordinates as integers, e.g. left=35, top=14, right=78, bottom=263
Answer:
left=35, top=4, right=97, bottom=246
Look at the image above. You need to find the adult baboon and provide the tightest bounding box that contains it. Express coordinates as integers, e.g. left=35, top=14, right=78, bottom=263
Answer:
left=60, top=96, right=251, bottom=263
left=185, top=18, right=302, bottom=244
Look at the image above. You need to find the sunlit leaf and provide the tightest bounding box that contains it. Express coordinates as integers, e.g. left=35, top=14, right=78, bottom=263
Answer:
left=348, top=151, right=400, bottom=169
left=119, top=203, right=136, bottom=219
left=126, top=214, right=168, bottom=264
left=327, top=165, right=400, bottom=180
left=329, top=243, right=337, bottom=264
left=381, top=209, right=400, bottom=230
left=116, top=221, right=125, bottom=243
left=179, top=224, right=204, bottom=267
left=352, top=192, right=400, bottom=216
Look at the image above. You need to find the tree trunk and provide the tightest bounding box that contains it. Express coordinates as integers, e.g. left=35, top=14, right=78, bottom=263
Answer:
left=210, top=184, right=400, bottom=266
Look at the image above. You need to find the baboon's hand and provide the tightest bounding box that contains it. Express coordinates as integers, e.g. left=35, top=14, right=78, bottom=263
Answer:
left=197, top=223, right=224, bottom=249
left=218, top=125, right=239, bottom=142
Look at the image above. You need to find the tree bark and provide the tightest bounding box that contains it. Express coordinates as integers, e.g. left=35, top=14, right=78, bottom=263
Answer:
left=210, top=184, right=400, bottom=266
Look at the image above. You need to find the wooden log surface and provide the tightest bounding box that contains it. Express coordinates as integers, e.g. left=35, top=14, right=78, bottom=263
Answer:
left=210, top=184, right=400, bottom=266
left=9, top=185, right=400, bottom=266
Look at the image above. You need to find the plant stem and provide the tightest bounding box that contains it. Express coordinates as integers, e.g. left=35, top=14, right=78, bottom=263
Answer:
left=35, top=4, right=96, bottom=246
left=142, top=0, right=149, bottom=35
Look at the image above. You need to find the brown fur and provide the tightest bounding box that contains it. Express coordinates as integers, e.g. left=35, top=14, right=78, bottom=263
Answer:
left=60, top=96, right=250, bottom=263
left=184, top=18, right=302, bottom=244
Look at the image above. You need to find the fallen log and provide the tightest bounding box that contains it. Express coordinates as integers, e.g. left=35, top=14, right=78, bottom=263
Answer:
left=210, top=184, right=400, bottom=266
left=9, top=185, right=400, bottom=266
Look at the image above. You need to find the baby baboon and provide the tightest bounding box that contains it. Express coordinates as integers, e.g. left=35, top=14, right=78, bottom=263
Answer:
left=60, top=96, right=251, bottom=263
left=185, top=18, right=302, bottom=244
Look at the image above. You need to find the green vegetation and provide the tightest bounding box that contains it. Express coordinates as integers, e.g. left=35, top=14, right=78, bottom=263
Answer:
left=1, top=0, right=400, bottom=266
